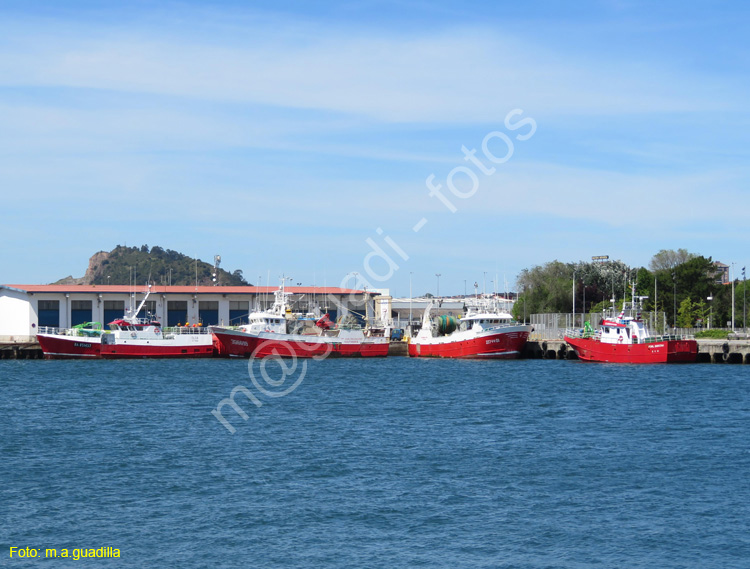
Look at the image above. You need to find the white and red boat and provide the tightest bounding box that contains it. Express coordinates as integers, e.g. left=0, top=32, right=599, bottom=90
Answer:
left=36, top=286, right=215, bottom=359
left=407, top=298, right=532, bottom=359
left=564, top=297, right=697, bottom=364
left=211, top=281, right=389, bottom=358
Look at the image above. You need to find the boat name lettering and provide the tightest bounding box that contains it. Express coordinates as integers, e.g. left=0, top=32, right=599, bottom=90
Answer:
left=486, top=338, right=500, bottom=344
left=73, top=342, right=92, bottom=348
left=231, top=339, right=249, bottom=347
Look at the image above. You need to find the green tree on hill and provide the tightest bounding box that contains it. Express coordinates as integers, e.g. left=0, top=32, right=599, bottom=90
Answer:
left=86, top=245, right=251, bottom=286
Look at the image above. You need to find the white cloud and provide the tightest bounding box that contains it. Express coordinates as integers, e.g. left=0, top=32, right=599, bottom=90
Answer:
left=0, top=14, right=734, bottom=124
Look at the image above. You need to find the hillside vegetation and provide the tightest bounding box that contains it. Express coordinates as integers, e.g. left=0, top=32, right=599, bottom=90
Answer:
left=53, top=245, right=250, bottom=286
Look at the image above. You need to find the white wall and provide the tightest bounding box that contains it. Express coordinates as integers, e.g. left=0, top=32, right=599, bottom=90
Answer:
left=0, top=287, right=35, bottom=342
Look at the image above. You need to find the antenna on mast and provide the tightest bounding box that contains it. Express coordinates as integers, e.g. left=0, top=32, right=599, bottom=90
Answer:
left=213, top=255, right=221, bottom=286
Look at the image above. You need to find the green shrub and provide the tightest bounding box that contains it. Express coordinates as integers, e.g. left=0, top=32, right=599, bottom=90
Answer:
left=694, top=329, right=729, bottom=339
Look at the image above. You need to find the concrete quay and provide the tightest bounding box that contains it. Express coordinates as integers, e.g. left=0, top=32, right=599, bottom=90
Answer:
left=692, top=340, right=750, bottom=364
left=0, top=343, right=43, bottom=359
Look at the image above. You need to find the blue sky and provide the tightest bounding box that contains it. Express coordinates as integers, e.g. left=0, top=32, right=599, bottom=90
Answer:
left=1, top=0, right=748, bottom=296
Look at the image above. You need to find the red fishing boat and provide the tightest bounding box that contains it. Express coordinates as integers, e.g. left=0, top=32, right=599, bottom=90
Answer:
left=36, top=285, right=215, bottom=359
left=211, top=281, right=389, bottom=358
left=564, top=296, right=697, bottom=363
left=407, top=297, right=532, bottom=359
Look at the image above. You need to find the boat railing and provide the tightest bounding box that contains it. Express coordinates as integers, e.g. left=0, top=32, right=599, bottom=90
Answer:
left=562, top=328, right=600, bottom=340
left=642, top=333, right=695, bottom=342
left=37, top=326, right=64, bottom=335
left=127, top=317, right=158, bottom=325
left=482, top=321, right=526, bottom=331
left=564, top=328, right=694, bottom=343
left=37, top=326, right=105, bottom=337
left=164, top=326, right=213, bottom=335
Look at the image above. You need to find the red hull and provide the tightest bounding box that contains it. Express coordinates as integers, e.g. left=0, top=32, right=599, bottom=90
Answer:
left=212, top=329, right=389, bottom=358
left=36, top=334, right=101, bottom=359
left=98, top=344, right=215, bottom=359
left=564, top=336, right=698, bottom=363
left=37, top=334, right=215, bottom=359
left=408, top=330, right=529, bottom=359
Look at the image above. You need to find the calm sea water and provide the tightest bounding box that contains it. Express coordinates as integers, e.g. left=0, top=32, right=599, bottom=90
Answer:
left=1, top=358, right=749, bottom=568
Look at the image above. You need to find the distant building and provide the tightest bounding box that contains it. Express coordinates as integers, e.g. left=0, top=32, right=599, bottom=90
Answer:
left=375, top=295, right=516, bottom=331
left=713, top=262, right=730, bottom=285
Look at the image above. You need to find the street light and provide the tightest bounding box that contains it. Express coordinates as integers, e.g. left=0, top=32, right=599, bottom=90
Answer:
left=582, top=279, right=586, bottom=322
left=409, top=272, right=413, bottom=334
left=672, top=271, right=677, bottom=329
left=743, top=267, right=746, bottom=335
left=435, top=273, right=441, bottom=298
left=707, top=295, right=713, bottom=330
left=731, top=263, right=735, bottom=331
left=573, top=269, right=576, bottom=328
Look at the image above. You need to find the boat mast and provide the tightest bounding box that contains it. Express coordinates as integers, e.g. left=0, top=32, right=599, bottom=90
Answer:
left=422, top=300, right=434, bottom=328
left=130, top=284, right=152, bottom=321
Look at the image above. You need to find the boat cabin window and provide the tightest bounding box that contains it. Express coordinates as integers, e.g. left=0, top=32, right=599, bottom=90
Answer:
left=604, top=327, right=610, bottom=333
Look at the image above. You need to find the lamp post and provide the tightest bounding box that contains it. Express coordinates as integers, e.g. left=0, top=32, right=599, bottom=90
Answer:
left=743, top=267, right=746, bottom=335
left=582, top=279, right=586, bottom=324
left=672, top=271, right=677, bottom=330
left=573, top=269, right=576, bottom=328
left=483, top=272, right=487, bottom=296
left=654, top=276, right=658, bottom=332
left=435, top=273, right=441, bottom=298
left=707, top=295, right=713, bottom=330
left=731, top=263, right=735, bottom=332
left=409, top=271, right=414, bottom=332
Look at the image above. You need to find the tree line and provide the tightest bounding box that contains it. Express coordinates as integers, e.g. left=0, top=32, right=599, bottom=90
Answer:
left=513, top=249, right=747, bottom=329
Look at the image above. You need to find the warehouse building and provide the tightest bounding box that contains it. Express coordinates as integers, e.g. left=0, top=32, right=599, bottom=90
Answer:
left=0, top=284, right=373, bottom=343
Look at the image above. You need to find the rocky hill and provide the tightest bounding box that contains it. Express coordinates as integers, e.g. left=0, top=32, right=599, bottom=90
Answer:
left=53, top=245, right=250, bottom=286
